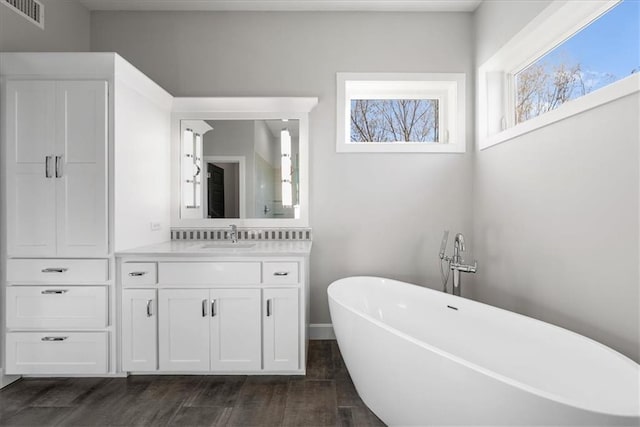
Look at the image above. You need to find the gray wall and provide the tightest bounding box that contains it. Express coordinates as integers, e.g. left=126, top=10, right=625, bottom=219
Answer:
left=0, top=0, right=90, bottom=51
left=91, top=11, right=475, bottom=325
left=472, top=2, right=639, bottom=361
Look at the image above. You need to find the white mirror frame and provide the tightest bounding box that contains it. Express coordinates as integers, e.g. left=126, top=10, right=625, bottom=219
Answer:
left=171, top=97, right=318, bottom=228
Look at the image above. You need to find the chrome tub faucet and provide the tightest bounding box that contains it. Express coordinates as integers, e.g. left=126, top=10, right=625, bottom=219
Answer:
left=439, top=231, right=477, bottom=296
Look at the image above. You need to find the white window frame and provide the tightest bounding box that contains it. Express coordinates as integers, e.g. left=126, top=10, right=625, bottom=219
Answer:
left=478, top=0, right=640, bottom=150
left=336, top=73, right=466, bottom=153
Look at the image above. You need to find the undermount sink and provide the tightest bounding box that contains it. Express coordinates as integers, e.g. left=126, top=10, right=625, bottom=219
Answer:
left=197, top=242, right=256, bottom=250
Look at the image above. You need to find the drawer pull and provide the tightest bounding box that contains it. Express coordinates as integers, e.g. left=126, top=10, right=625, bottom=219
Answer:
left=41, top=268, right=68, bottom=273
left=273, top=271, right=289, bottom=276
left=41, top=336, right=68, bottom=342
left=41, top=289, right=68, bottom=295
left=266, top=299, right=272, bottom=317
left=146, top=299, right=153, bottom=317
left=129, top=271, right=147, bottom=277
left=211, top=299, right=217, bottom=317
left=202, top=299, right=208, bottom=317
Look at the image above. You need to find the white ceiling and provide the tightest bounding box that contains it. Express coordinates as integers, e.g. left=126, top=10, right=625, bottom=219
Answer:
left=79, top=0, right=482, bottom=12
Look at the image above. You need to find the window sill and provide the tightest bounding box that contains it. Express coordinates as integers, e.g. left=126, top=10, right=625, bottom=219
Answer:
left=479, top=73, right=639, bottom=151
left=336, top=142, right=465, bottom=154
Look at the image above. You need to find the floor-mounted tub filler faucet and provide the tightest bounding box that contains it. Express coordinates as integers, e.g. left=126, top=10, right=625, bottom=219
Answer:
left=439, top=231, right=477, bottom=296
left=229, top=224, right=238, bottom=243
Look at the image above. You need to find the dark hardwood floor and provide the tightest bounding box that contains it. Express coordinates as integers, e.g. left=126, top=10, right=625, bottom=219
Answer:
left=0, top=340, right=385, bottom=427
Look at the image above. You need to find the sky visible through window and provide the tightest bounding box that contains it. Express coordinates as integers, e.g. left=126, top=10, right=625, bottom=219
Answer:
left=554, top=0, right=640, bottom=89
left=515, top=0, right=639, bottom=123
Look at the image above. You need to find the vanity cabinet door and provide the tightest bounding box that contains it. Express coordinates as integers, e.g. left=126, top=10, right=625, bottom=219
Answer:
left=159, top=289, right=210, bottom=371
left=122, top=289, right=157, bottom=372
left=210, top=289, right=261, bottom=371
left=263, top=288, right=299, bottom=371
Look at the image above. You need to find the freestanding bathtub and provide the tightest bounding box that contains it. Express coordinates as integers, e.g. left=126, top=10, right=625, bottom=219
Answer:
left=328, top=276, right=640, bottom=426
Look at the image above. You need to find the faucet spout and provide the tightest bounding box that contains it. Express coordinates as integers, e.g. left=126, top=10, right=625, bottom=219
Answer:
left=229, top=224, right=238, bottom=244
left=454, top=233, right=465, bottom=255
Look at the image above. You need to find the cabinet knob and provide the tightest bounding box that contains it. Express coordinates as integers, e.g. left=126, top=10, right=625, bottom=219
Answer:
left=41, top=289, right=68, bottom=294
left=266, top=299, right=272, bottom=317
left=273, top=271, right=289, bottom=276
left=146, top=299, right=153, bottom=317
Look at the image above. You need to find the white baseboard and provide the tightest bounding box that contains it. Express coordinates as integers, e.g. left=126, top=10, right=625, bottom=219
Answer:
left=309, top=323, right=335, bottom=340
left=0, top=369, right=21, bottom=389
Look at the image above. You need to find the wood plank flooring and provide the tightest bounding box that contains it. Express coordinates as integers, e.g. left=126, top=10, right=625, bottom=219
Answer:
left=0, top=340, right=385, bottom=427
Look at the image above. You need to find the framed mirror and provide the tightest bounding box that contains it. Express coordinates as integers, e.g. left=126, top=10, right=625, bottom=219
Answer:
left=171, top=97, right=318, bottom=228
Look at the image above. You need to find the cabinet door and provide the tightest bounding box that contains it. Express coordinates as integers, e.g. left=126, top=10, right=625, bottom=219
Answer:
left=55, top=81, right=108, bottom=257
left=5, top=81, right=57, bottom=257
left=263, top=288, right=300, bottom=371
left=122, top=289, right=157, bottom=372
left=210, top=289, right=261, bottom=371
left=159, top=289, right=210, bottom=371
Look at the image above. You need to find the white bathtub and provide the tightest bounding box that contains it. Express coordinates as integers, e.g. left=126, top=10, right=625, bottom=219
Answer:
left=328, top=276, right=640, bottom=426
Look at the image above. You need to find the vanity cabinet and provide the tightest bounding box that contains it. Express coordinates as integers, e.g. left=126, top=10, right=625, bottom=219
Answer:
left=119, top=252, right=309, bottom=375
left=6, top=80, right=108, bottom=258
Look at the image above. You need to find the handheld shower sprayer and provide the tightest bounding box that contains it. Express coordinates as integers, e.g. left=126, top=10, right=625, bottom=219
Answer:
left=439, top=230, right=449, bottom=260
left=439, top=230, right=451, bottom=292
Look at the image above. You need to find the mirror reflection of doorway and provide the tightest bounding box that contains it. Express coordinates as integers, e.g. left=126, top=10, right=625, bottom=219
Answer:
left=203, top=159, right=242, bottom=218
left=208, top=163, right=225, bottom=218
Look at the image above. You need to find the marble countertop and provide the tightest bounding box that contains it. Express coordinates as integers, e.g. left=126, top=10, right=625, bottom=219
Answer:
left=116, top=240, right=312, bottom=257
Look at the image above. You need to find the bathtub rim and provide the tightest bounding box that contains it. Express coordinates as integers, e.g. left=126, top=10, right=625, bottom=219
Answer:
left=327, top=275, right=640, bottom=419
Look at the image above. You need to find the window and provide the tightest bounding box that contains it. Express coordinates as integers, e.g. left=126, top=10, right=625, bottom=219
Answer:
left=336, top=73, right=466, bottom=153
left=478, top=0, right=640, bottom=150
left=514, top=0, right=639, bottom=124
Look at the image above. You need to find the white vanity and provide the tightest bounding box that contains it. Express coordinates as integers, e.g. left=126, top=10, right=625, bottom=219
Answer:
left=0, top=52, right=317, bottom=382
left=118, top=241, right=310, bottom=375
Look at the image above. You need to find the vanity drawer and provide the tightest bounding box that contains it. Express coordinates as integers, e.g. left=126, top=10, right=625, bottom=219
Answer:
left=6, top=286, right=108, bottom=329
left=5, top=332, right=108, bottom=375
left=122, top=263, right=158, bottom=286
left=263, top=262, right=299, bottom=285
left=7, top=259, right=109, bottom=283
left=158, top=262, right=261, bottom=285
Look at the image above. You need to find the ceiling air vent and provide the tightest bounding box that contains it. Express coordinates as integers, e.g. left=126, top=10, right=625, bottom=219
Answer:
left=2, top=0, right=44, bottom=29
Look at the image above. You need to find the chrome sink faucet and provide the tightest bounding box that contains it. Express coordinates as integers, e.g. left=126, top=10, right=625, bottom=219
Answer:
left=229, top=224, right=238, bottom=243
left=439, top=231, right=477, bottom=296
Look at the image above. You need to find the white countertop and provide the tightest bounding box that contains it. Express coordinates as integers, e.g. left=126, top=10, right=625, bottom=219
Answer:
left=116, top=240, right=312, bottom=257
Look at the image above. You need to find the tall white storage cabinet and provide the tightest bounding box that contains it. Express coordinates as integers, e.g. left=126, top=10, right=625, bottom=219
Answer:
left=6, top=80, right=108, bottom=258
left=1, top=53, right=172, bottom=380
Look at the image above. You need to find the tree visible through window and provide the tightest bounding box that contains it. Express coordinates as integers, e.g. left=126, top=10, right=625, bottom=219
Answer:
left=350, top=99, right=439, bottom=143
left=515, top=0, right=639, bottom=124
